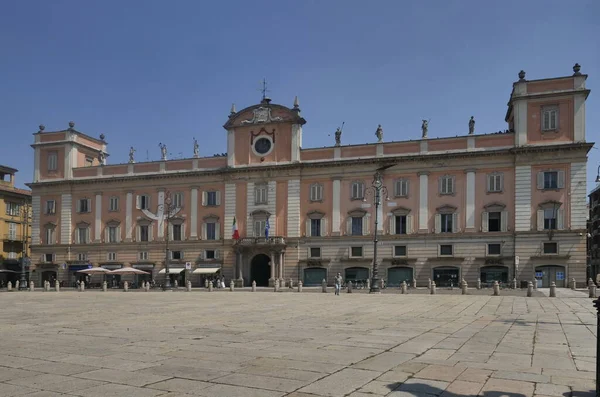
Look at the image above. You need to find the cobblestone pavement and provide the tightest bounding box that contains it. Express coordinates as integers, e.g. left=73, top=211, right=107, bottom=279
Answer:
left=0, top=291, right=596, bottom=397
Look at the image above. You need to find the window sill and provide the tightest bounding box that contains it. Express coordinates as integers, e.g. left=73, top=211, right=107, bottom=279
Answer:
left=541, top=129, right=559, bottom=133
left=439, top=192, right=456, bottom=196
left=394, top=195, right=409, bottom=199
left=350, top=197, right=365, bottom=201
left=486, top=190, right=503, bottom=194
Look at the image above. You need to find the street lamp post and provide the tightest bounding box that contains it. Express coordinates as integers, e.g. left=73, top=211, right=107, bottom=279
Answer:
left=162, top=191, right=174, bottom=290
left=18, top=201, right=30, bottom=290
left=364, top=172, right=388, bottom=294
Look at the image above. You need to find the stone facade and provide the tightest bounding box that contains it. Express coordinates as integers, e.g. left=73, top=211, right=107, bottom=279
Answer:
left=27, top=67, right=592, bottom=288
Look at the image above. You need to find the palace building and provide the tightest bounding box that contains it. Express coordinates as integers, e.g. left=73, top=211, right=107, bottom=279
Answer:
left=28, top=65, right=591, bottom=288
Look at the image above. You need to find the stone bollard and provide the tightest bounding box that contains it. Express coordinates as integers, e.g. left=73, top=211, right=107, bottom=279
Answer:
left=513, top=278, right=518, bottom=289
left=412, top=278, right=417, bottom=289
left=401, top=281, right=407, bottom=294
left=428, top=278, right=432, bottom=290
left=289, top=278, right=294, bottom=289
left=7, top=281, right=12, bottom=291
left=571, top=278, right=576, bottom=290
left=589, top=278, right=595, bottom=287
left=347, top=281, right=353, bottom=293
left=477, top=278, right=481, bottom=290
left=366, top=278, right=370, bottom=290
left=124, top=281, right=128, bottom=292
left=589, top=283, right=597, bottom=298
left=204, top=279, right=208, bottom=288
left=527, top=281, right=533, bottom=297
left=208, top=281, right=213, bottom=292
left=321, top=279, right=327, bottom=293
left=430, top=281, right=436, bottom=295
left=80, top=282, right=85, bottom=292
left=462, top=281, right=468, bottom=295
left=145, top=282, right=150, bottom=291
left=29, top=281, right=35, bottom=292
left=45, top=281, right=50, bottom=292
left=15, top=280, right=19, bottom=290
left=380, top=278, right=385, bottom=289
left=274, top=279, right=279, bottom=292
left=102, top=281, right=107, bottom=291
left=230, top=281, right=234, bottom=292
left=297, top=280, right=303, bottom=292
left=174, top=280, right=178, bottom=289
left=493, top=281, right=499, bottom=296
left=187, top=280, right=192, bottom=292
left=251, top=280, right=256, bottom=292
left=549, top=281, right=556, bottom=297
left=55, top=280, right=60, bottom=292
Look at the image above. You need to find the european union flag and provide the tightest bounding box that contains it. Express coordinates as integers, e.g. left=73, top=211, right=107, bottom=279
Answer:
left=265, top=218, right=270, bottom=239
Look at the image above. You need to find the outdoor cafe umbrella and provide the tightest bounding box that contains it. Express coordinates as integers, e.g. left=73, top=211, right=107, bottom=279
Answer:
left=0, top=269, right=18, bottom=273
left=76, top=267, right=112, bottom=274
left=107, top=267, right=149, bottom=275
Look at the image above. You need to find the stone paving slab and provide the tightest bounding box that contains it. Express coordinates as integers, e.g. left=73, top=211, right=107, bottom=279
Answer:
left=0, top=291, right=597, bottom=397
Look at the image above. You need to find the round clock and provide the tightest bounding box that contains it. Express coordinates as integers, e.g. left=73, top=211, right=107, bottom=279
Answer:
left=254, top=137, right=272, bottom=155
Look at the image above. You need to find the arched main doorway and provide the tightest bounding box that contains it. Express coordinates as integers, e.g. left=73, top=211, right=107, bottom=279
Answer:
left=535, top=265, right=566, bottom=288
left=251, top=254, right=271, bottom=286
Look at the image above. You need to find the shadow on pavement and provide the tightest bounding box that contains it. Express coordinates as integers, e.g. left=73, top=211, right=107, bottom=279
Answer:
left=386, top=382, right=529, bottom=396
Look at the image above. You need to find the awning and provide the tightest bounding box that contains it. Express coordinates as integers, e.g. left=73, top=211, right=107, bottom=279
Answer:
left=69, top=265, right=91, bottom=271
left=158, top=268, right=185, bottom=274
left=133, top=264, right=154, bottom=270
left=101, top=264, right=122, bottom=270
left=192, top=268, right=221, bottom=274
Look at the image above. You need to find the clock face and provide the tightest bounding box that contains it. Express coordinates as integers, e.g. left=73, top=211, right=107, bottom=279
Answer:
left=254, top=137, right=272, bottom=155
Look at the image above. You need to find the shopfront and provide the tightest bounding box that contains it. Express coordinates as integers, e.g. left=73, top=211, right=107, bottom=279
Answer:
left=133, top=263, right=154, bottom=286
left=387, top=267, right=414, bottom=287
left=480, top=266, right=509, bottom=287
left=193, top=265, right=221, bottom=287
left=433, top=266, right=460, bottom=288
left=303, top=267, right=327, bottom=286
left=535, top=265, right=566, bottom=288
left=38, top=263, right=58, bottom=285
left=101, top=264, right=123, bottom=288
left=158, top=267, right=185, bottom=286
left=67, top=263, right=92, bottom=287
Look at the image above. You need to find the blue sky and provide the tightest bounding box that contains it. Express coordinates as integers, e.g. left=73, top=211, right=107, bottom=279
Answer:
left=1, top=0, right=598, bottom=191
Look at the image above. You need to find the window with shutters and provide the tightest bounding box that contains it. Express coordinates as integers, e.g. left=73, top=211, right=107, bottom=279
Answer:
left=43, top=253, right=54, bottom=263
left=108, top=226, right=118, bottom=243
left=109, top=196, right=119, bottom=212
left=487, top=173, right=503, bottom=193
left=5, top=202, right=20, bottom=216
left=439, top=244, right=453, bottom=256
left=310, top=219, right=321, bottom=237
left=310, top=183, right=323, bottom=202
left=394, top=179, right=409, bottom=197
left=45, top=200, right=56, bottom=214
left=77, top=253, right=87, bottom=261
left=542, top=106, right=558, bottom=131
left=140, top=225, right=149, bottom=241
left=394, top=245, right=407, bottom=257
left=351, top=217, right=363, bottom=236
left=487, top=243, right=501, bottom=256
left=206, top=223, right=216, bottom=240
left=44, top=225, right=55, bottom=245
left=47, top=151, right=58, bottom=171
left=107, top=252, right=117, bottom=261
left=254, top=220, right=266, bottom=237
left=171, top=251, right=183, bottom=260
left=7, top=222, right=17, bottom=240
left=77, top=198, right=90, bottom=213
left=488, top=212, right=501, bottom=232
left=173, top=192, right=183, bottom=208
left=440, top=214, right=453, bottom=233
left=139, top=251, right=148, bottom=260
left=350, top=246, right=363, bottom=258
left=76, top=225, right=89, bottom=244
left=309, top=247, right=321, bottom=258
left=205, top=250, right=216, bottom=259
left=435, top=206, right=458, bottom=234
left=206, top=191, right=217, bottom=206
left=439, top=175, right=454, bottom=195
left=172, top=224, right=182, bottom=241
left=138, top=194, right=150, bottom=210
left=254, top=184, right=268, bottom=205
left=394, top=215, right=407, bottom=235
left=544, top=171, right=558, bottom=189
left=544, top=208, right=557, bottom=230
left=351, top=181, right=365, bottom=200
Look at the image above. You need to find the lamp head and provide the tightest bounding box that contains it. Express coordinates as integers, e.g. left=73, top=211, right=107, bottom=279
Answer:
left=596, top=175, right=600, bottom=183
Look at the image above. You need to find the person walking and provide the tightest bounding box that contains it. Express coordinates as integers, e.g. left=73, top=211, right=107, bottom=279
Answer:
left=334, top=273, right=343, bottom=296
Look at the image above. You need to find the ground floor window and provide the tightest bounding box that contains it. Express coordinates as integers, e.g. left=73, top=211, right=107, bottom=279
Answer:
left=433, top=267, right=459, bottom=287
left=304, top=267, right=326, bottom=286
left=480, top=266, right=508, bottom=286
left=387, top=267, right=413, bottom=287
left=344, top=267, right=369, bottom=283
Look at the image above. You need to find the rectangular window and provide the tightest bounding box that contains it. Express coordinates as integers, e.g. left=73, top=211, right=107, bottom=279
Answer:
left=205, top=250, right=216, bottom=259
left=46, top=200, right=56, bottom=214
left=171, top=251, right=183, bottom=260
left=107, top=252, right=117, bottom=261
left=440, top=244, right=453, bottom=256
left=43, top=253, right=54, bottom=263
left=109, top=197, right=119, bottom=211
left=543, top=242, right=558, bottom=254
left=350, top=246, right=363, bottom=257
left=255, top=184, right=268, bottom=205
left=47, top=151, right=58, bottom=171
left=108, top=226, right=118, bottom=243
left=85, top=157, right=93, bottom=167
left=140, top=225, right=149, bottom=242
left=77, top=227, right=88, bottom=244
left=544, top=171, right=558, bottom=189
left=254, top=220, right=266, bottom=237
left=206, top=223, right=216, bottom=240
left=440, top=214, right=453, bottom=233
left=7, top=252, right=17, bottom=259
left=45, top=228, right=54, bottom=245
left=173, top=192, right=183, bottom=208
left=77, top=253, right=87, bottom=261
left=394, top=245, right=407, bottom=257
left=310, top=184, right=323, bottom=202
left=544, top=208, right=557, bottom=230
left=351, top=216, right=363, bottom=236
left=78, top=199, right=90, bottom=213
left=172, top=224, right=182, bottom=241
left=351, top=182, right=364, bottom=200
left=440, top=176, right=454, bottom=195
left=310, top=219, right=321, bottom=237
left=394, top=215, right=407, bottom=235
left=487, top=243, right=501, bottom=256
left=139, top=251, right=148, bottom=260
left=488, top=212, right=501, bottom=232
left=542, top=106, right=558, bottom=131
left=7, top=222, right=17, bottom=239
left=310, top=247, right=321, bottom=258
left=395, top=179, right=409, bottom=197
left=139, top=195, right=150, bottom=210
left=206, top=191, right=217, bottom=206
left=5, top=202, right=20, bottom=216
left=488, top=174, right=503, bottom=193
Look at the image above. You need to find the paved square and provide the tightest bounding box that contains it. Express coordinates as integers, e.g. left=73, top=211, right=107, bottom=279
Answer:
left=0, top=291, right=596, bottom=396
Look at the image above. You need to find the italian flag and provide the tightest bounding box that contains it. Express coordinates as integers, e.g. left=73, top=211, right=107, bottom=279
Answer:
left=232, top=217, right=240, bottom=240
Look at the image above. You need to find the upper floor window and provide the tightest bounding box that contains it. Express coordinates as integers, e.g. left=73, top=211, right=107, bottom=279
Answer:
left=310, top=183, right=323, bottom=202
left=136, top=194, right=151, bottom=210
left=351, top=217, right=363, bottom=236
left=543, top=208, right=557, bottom=230
left=45, top=200, right=56, bottom=215
left=77, top=198, right=91, bottom=213
left=202, top=216, right=220, bottom=240
left=107, top=252, right=117, bottom=261
left=254, top=220, right=267, bottom=237
left=350, top=182, right=365, bottom=200
left=172, top=224, right=182, bottom=241
left=47, top=151, right=58, bottom=171
left=310, top=219, right=321, bottom=237
left=107, top=226, right=118, bottom=243
left=109, top=196, right=119, bottom=212
left=537, top=170, right=565, bottom=190
left=77, top=253, right=87, bottom=261
left=5, top=202, right=20, bottom=216
left=140, top=225, right=149, bottom=241
left=85, top=157, right=93, bottom=167
left=45, top=226, right=55, bottom=245
left=203, top=191, right=220, bottom=206
left=306, top=211, right=326, bottom=237
left=7, top=222, right=17, bottom=239
left=537, top=202, right=564, bottom=231
left=346, top=209, right=368, bottom=236
left=394, top=179, right=409, bottom=198
left=439, top=175, right=455, bottom=195
left=487, top=173, right=503, bottom=193
left=139, top=251, right=148, bottom=261
left=76, top=224, right=90, bottom=244
left=255, top=183, right=268, bottom=205
left=173, top=192, right=184, bottom=208
left=542, top=106, right=558, bottom=131
left=435, top=206, right=458, bottom=233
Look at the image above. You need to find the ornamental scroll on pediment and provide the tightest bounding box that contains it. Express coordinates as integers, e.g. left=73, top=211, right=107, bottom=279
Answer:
left=241, top=107, right=283, bottom=125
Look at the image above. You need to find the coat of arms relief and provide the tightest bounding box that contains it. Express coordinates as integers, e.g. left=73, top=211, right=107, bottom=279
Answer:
left=241, top=107, right=283, bottom=125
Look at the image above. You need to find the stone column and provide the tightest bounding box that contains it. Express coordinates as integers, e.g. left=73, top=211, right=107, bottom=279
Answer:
left=279, top=252, right=284, bottom=284
left=190, top=187, right=198, bottom=239
left=237, top=251, right=244, bottom=287
left=269, top=252, right=275, bottom=287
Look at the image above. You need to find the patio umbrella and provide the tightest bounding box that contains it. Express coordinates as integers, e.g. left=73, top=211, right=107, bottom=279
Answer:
left=77, top=268, right=112, bottom=274
left=0, top=269, right=18, bottom=273
left=108, top=267, right=149, bottom=275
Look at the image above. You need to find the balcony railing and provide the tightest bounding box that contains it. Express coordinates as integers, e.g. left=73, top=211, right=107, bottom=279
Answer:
left=234, top=236, right=286, bottom=246
left=3, top=234, right=23, bottom=241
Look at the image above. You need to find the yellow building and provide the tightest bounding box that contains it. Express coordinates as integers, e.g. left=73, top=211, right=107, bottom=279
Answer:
left=0, top=165, right=31, bottom=283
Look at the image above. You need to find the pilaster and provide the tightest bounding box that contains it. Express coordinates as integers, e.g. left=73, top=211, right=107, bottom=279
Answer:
left=125, top=191, right=133, bottom=241
left=465, top=169, right=476, bottom=230
left=332, top=178, right=341, bottom=235
left=190, top=187, right=198, bottom=239
left=94, top=193, right=102, bottom=242
left=418, top=172, right=429, bottom=232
